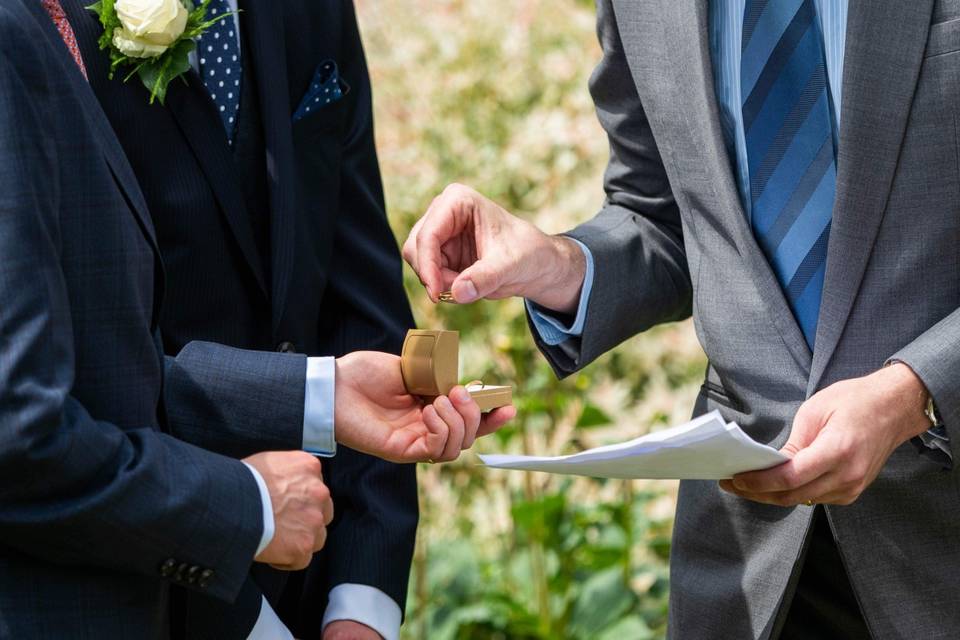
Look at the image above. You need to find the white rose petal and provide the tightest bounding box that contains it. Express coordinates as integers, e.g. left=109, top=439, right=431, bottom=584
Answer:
left=112, top=26, right=169, bottom=59
left=114, top=0, right=189, bottom=56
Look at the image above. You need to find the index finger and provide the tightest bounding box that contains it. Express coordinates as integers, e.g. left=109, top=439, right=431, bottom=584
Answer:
left=415, top=196, right=471, bottom=300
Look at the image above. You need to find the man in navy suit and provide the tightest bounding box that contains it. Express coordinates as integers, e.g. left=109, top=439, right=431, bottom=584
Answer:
left=0, top=2, right=510, bottom=638
left=60, top=0, right=448, bottom=638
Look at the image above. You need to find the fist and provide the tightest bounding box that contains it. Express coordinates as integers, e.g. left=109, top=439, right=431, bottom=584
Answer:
left=243, top=451, right=334, bottom=570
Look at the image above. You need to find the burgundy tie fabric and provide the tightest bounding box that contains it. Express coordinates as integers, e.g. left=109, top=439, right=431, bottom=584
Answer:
left=41, top=0, right=88, bottom=80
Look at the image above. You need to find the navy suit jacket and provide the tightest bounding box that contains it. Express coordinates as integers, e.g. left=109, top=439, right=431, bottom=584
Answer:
left=63, top=0, right=418, bottom=637
left=0, top=2, right=311, bottom=638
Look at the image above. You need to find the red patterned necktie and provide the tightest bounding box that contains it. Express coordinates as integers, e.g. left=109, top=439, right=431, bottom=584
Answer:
left=41, top=0, right=88, bottom=80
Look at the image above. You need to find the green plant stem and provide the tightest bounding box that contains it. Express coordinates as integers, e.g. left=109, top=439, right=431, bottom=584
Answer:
left=521, top=419, right=550, bottom=637
left=622, top=479, right=635, bottom=589
left=414, top=469, right=430, bottom=640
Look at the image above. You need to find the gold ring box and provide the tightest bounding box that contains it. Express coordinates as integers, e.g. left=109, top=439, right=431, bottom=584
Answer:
left=400, top=330, right=513, bottom=412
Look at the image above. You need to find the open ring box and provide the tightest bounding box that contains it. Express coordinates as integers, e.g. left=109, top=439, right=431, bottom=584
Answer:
left=400, top=329, right=513, bottom=412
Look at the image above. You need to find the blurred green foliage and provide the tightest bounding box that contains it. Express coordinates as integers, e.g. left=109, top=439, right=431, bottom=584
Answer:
left=355, top=1, right=708, bottom=637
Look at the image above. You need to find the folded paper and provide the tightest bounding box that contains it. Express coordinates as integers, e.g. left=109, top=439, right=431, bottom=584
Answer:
left=480, top=411, right=787, bottom=480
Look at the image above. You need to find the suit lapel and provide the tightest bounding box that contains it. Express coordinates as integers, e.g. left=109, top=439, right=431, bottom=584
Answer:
left=163, top=70, right=270, bottom=298
left=66, top=0, right=272, bottom=301
left=33, top=0, right=160, bottom=259
left=613, top=0, right=813, bottom=373
left=240, top=0, right=298, bottom=331
left=807, top=0, right=934, bottom=392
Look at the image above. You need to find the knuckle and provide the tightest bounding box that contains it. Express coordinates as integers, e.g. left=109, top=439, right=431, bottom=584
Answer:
left=303, top=455, right=323, bottom=475
left=313, top=480, right=330, bottom=499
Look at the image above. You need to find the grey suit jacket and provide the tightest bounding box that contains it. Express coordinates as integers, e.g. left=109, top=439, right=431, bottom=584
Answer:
left=535, top=1, right=960, bottom=638
left=0, top=3, right=308, bottom=638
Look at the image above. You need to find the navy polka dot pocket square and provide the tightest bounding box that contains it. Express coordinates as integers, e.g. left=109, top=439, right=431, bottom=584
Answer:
left=293, top=60, right=349, bottom=122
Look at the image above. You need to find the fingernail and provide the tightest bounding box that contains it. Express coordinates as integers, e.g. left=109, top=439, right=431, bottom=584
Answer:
left=454, top=280, right=478, bottom=303
left=733, top=479, right=747, bottom=491
left=437, top=396, right=454, bottom=412
left=452, top=387, right=470, bottom=403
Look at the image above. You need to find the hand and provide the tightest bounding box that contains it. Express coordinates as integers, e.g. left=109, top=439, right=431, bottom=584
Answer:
left=334, top=351, right=516, bottom=463
left=403, top=183, right=587, bottom=313
left=720, top=363, right=932, bottom=507
left=323, top=620, right=382, bottom=640
left=243, top=451, right=333, bottom=570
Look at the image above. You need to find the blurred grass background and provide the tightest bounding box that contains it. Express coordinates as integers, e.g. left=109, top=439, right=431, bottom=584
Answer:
left=354, top=1, right=707, bottom=637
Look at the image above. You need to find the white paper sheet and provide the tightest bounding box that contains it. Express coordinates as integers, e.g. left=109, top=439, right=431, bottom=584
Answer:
left=479, top=411, right=788, bottom=480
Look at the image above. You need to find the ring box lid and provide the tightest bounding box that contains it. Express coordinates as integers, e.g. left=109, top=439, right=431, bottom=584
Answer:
left=400, top=329, right=512, bottom=411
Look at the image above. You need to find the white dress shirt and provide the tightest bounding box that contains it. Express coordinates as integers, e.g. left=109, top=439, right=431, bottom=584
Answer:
left=193, top=3, right=402, bottom=637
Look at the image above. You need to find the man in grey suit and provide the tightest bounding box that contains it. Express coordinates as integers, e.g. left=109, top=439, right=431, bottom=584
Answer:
left=0, top=1, right=504, bottom=637
left=404, top=0, right=960, bottom=638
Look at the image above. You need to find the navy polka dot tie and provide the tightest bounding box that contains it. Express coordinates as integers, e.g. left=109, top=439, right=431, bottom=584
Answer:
left=197, top=0, right=241, bottom=143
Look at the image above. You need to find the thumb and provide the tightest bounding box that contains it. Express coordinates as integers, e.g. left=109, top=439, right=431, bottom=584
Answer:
left=451, top=258, right=507, bottom=303
left=782, top=396, right=828, bottom=458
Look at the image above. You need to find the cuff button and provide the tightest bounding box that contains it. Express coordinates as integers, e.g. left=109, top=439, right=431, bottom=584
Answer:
left=198, top=569, right=214, bottom=589
left=159, top=559, right=176, bottom=578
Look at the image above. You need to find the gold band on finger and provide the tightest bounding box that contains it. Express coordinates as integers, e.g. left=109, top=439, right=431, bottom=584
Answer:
left=804, top=499, right=814, bottom=507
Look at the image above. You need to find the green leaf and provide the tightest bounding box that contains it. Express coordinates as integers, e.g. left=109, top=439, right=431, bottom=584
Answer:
left=595, top=615, right=655, bottom=640
left=576, top=402, right=612, bottom=429
left=569, top=568, right=636, bottom=639
left=136, top=39, right=193, bottom=104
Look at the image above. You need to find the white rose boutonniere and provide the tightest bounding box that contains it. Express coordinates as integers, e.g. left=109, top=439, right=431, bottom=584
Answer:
left=87, top=0, right=234, bottom=104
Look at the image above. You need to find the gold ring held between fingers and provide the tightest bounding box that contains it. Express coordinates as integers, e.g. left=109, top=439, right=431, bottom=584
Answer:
left=804, top=499, right=814, bottom=507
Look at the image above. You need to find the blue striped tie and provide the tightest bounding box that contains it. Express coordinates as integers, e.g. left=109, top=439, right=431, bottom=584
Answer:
left=741, top=0, right=836, bottom=349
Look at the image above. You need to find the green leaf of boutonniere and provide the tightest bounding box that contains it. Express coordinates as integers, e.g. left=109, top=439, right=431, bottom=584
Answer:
left=87, top=0, right=236, bottom=105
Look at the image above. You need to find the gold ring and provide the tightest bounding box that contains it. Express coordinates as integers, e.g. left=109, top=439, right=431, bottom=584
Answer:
left=426, top=459, right=435, bottom=465
left=804, top=499, right=814, bottom=507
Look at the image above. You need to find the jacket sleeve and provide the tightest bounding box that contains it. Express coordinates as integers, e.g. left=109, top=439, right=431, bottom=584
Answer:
left=0, top=50, right=262, bottom=604
left=531, top=0, right=692, bottom=378
left=891, top=308, right=960, bottom=455
left=163, top=341, right=308, bottom=458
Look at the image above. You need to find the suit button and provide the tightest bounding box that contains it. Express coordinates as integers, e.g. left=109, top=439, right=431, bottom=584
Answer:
left=159, top=558, right=176, bottom=578
left=276, top=341, right=296, bottom=353
left=186, top=566, right=201, bottom=585
left=198, top=569, right=215, bottom=589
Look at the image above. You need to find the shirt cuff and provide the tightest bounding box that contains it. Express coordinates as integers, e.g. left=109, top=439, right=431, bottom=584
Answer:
left=322, top=584, right=402, bottom=640
left=525, top=239, right=595, bottom=346
left=241, top=462, right=275, bottom=558
left=247, top=596, right=295, bottom=640
left=304, top=356, right=336, bottom=457
left=919, top=424, right=952, bottom=460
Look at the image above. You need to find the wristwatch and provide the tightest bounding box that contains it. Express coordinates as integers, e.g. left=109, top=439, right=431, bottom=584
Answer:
left=925, top=394, right=944, bottom=428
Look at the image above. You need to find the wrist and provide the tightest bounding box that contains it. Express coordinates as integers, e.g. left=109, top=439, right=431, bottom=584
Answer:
left=526, top=235, right=587, bottom=314
left=882, top=362, right=932, bottom=441
left=332, top=358, right=351, bottom=445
